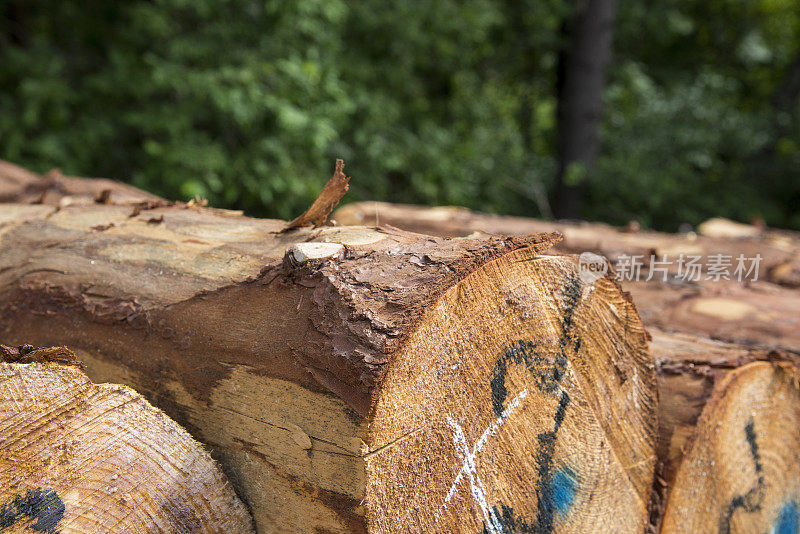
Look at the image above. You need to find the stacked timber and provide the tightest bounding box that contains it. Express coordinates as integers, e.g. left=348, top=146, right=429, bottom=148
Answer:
left=659, top=358, right=800, bottom=534
left=334, top=201, right=800, bottom=534
left=0, top=160, right=164, bottom=206
left=0, top=344, right=253, bottom=533
left=0, top=161, right=659, bottom=533
left=333, top=202, right=800, bottom=290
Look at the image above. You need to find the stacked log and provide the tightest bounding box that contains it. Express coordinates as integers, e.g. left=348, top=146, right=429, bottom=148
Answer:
left=0, top=345, right=253, bottom=533
left=333, top=201, right=800, bottom=290
left=0, top=162, right=659, bottom=533
left=3, top=162, right=798, bottom=533
left=0, top=160, right=163, bottom=206
left=334, top=201, right=800, bottom=533
left=660, top=360, right=800, bottom=534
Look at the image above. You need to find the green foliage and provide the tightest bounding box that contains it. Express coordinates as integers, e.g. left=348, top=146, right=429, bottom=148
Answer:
left=1, top=0, right=351, bottom=219
left=1, top=0, right=799, bottom=229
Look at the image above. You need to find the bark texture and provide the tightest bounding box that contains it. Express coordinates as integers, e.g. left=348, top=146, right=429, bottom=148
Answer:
left=647, top=329, right=800, bottom=530
left=0, top=170, right=659, bottom=533
left=334, top=201, right=800, bottom=534
left=0, top=159, right=163, bottom=206
left=334, top=202, right=800, bottom=290
left=0, top=358, right=253, bottom=533
left=334, top=202, right=800, bottom=348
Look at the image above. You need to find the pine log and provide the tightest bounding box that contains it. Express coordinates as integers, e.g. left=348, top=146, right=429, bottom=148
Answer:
left=0, top=159, right=162, bottom=206
left=334, top=202, right=800, bottom=351
left=0, top=353, right=252, bottom=533
left=648, top=329, right=800, bottom=486
left=333, top=203, right=800, bottom=532
left=626, top=279, right=800, bottom=351
left=0, top=201, right=658, bottom=533
left=659, top=360, right=800, bottom=534
left=333, top=201, right=800, bottom=290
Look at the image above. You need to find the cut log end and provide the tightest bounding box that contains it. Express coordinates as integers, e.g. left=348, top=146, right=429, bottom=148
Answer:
left=0, top=180, right=660, bottom=532
left=366, top=250, right=658, bottom=533
left=0, top=362, right=254, bottom=534
left=661, top=361, right=800, bottom=534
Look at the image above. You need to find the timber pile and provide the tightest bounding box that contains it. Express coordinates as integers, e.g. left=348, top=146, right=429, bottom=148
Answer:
left=333, top=201, right=800, bottom=290
left=660, top=360, right=800, bottom=534
left=0, top=160, right=163, bottom=206
left=0, top=161, right=660, bottom=533
left=0, top=344, right=252, bottom=533
left=334, top=201, right=800, bottom=533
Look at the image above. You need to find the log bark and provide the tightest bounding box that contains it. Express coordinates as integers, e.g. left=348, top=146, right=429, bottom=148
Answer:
left=334, top=202, right=800, bottom=349
left=648, top=329, right=799, bottom=481
left=334, top=202, right=800, bottom=533
left=0, top=159, right=163, bottom=206
left=659, top=360, right=800, bottom=534
left=333, top=202, right=800, bottom=289
left=0, top=354, right=252, bottom=533
left=0, top=200, right=658, bottom=533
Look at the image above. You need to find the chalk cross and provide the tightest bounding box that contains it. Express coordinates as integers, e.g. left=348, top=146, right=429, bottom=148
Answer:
left=437, top=388, right=529, bottom=533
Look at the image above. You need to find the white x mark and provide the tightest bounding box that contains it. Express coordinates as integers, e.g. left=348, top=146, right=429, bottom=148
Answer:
left=436, top=388, right=529, bottom=533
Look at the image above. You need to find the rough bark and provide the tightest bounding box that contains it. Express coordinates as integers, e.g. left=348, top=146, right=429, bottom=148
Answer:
left=659, top=361, right=800, bottom=534
left=648, top=330, right=799, bottom=478
left=334, top=202, right=800, bottom=287
left=0, top=198, right=658, bottom=533
left=554, top=0, right=618, bottom=218
left=0, top=159, right=163, bottom=206
left=0, top=356, right=253, bottom=533
left=334, top=202, right=800, bottom=348
left=334, top=201, right=800, bottom=533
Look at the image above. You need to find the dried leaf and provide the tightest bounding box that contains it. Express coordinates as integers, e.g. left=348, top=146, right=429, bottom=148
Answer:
left=283, top=159, right=350, bottom=231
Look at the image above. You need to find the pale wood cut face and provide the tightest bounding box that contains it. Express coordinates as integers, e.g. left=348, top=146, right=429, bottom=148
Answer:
left=0, top=363, right=253, bottom=534
left=367, top=250, right=657, bottom=533
left=662, top=362, right=800, bottom=534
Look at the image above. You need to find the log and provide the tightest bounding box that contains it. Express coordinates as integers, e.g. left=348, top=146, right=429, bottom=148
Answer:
left=640, top=329, right=800, bottom=533
left=627, top=278, right=800, bottom=351
left=648, top=329, right=800, bottom=485
left=0, top=348, right=253, bottom=533
left=335, top=202, right=800, bottom=352
left=332, top=204, right=800, bottom=349
left=334, top=202, right=800, bottom=533
left=333, top=201, right=800, bottom=291
left=0, top=201, right=658, bottom=533
left=659, top=360, right=800, bottom=534
left=0, top=159, right=163, bottom=206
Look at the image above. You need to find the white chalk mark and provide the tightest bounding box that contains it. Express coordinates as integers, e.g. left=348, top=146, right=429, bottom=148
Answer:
left=448, top=417, right=504, bottom=533
left=435, top=388, right=529, bottom=531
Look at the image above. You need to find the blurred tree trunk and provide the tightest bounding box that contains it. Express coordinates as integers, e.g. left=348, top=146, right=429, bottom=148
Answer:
left=2, top=2, right=28, bottom=46
left=759, top=47, right=800, bottom=160
left=747, top=46, right=800, bottom=219
left=554, top=0, right=618, bottom=219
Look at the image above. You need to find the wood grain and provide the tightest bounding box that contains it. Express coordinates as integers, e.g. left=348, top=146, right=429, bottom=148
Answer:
left=334, top=201, right=800, bottom=534
left=660, top=361, right=800, bottom=534
left=0, top=195, right=657, bottom=532
left=0, top=361, right=253, bottom=533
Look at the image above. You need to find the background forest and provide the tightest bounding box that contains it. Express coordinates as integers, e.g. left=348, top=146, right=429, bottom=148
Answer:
left=1, top=0, right=799, bottom=231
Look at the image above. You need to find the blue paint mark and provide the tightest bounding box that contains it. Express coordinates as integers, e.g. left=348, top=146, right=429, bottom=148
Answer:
left=719, top=419, right=765, bottom=534
left=548, top=467, right=577, bottom=517
left=0, top=488, right=64, bottom=533
left=774, top=501, right=799, bottom=534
